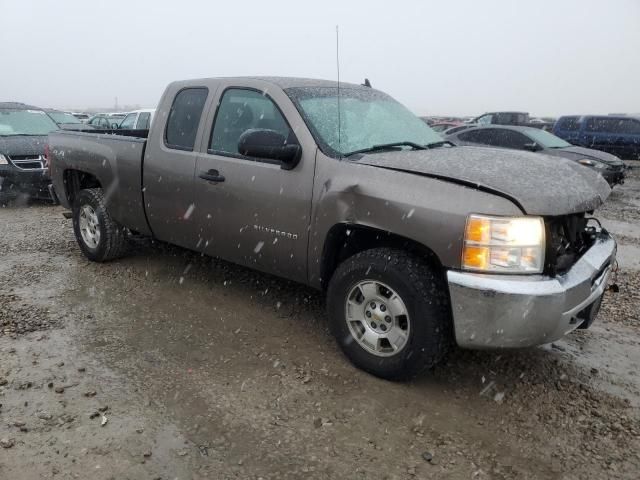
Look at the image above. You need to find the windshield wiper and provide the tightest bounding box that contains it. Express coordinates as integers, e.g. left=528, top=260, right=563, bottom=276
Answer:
left=343, top=141, right=427, bottom=157
left=1, top=133, right=45, bottom=136
left=425, top=140, right=455, bottom=149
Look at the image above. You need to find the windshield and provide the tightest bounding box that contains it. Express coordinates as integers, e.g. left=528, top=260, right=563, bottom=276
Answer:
left=286, top=87, right=443, bottom=157
left=49, top=111, right=82, bottom=124
left=0, top=109, right=59, bottom=136
left=525, top=128, right=571, bottom=148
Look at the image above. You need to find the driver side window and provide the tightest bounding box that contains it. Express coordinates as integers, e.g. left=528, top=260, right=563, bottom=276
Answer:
left=209, top=88, right=293, bottom=155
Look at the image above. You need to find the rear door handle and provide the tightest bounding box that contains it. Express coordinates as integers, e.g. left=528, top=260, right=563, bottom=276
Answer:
left=199, top=169, right=225, bottom=183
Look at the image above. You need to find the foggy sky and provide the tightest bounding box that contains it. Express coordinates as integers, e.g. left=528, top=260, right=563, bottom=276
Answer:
left=2, top=0, right=639, bottom=116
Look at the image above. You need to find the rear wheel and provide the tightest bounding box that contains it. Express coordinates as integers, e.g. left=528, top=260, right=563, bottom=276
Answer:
left=72, top=188, right=127, bottom=262
left=327, top=248, right=452, bottom=380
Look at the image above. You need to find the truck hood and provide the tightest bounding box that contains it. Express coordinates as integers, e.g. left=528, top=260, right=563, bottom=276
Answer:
left=545, top=146, right=625, bottom=166
left=354, top=146, right=611, bottom=216
left=0, top=135, right=48, bottom=156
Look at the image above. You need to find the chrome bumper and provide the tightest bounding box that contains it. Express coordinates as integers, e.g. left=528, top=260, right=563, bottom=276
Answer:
left=447, top=233, right=616, bottom=349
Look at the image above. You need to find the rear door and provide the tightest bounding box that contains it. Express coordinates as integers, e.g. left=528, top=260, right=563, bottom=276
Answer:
left=143, top=86, right=212, bottom=248
left=190, top=84, right=315, bottom=283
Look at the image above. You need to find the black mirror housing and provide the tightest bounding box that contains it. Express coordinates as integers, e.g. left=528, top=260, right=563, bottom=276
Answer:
left=238, top=129, right=301, bottom=169
left=524, top=142, right=542, bottom=152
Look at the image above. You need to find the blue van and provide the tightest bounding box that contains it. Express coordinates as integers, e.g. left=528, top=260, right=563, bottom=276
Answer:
left=553, top=115, right=640, bottom=160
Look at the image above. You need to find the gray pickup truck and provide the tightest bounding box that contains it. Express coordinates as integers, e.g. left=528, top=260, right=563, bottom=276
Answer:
left=48, top=77, right=616, bottom=379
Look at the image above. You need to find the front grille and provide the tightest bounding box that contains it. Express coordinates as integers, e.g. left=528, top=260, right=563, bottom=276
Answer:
left=544, top=213, right=598, bottom=275
left=7, top=155, right=45, bottom=170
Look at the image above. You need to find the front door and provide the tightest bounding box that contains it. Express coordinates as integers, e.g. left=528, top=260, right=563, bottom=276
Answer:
left=191, top=87, right=315, bottom=283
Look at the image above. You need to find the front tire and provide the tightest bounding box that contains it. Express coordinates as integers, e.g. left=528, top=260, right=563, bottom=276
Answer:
left=327, top=248, right=451, bottom=380
left=72, top=188, right=127, bottom=262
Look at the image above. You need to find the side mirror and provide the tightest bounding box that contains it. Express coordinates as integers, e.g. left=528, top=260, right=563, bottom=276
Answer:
left=112, top=123, right=120, bottom=129
left=238, top=129, right=301, bottom=170
left=524, top=142, right=542, bottom=152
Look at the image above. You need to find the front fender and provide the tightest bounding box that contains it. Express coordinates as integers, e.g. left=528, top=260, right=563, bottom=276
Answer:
left=307, top=159, right=522, bottom=288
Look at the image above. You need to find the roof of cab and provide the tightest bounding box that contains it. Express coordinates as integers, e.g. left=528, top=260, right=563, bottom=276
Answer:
left=0, top=102, right=43, bottom=111
left=170, top=76, right=368, bottom=90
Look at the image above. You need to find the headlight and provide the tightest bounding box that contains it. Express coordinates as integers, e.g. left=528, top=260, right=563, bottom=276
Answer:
left=578, top=159, right=607, bottom=170
left=462, top=214, right=545, bottom=274
left=0, top=154, right=8, bottom=165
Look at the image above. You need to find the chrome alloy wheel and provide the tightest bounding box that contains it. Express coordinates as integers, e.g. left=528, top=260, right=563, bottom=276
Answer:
left=345, top=280, right=411, bottom=357
left=79, top=204, right=101, bottom=249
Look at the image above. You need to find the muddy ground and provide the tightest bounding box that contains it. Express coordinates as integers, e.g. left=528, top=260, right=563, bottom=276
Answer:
left=1, top=166, right=639, bottom=480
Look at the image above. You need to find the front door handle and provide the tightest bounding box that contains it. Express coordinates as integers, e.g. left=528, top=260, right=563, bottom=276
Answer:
left=199, top=169, right=225, bottom=183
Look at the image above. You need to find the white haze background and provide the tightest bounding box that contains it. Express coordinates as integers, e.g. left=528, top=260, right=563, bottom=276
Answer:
left=1, top=0, right=639, bottom=116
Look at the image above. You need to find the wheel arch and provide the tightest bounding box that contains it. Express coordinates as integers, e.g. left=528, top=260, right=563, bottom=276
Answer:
left=63, top=169, right=102, bottom=206
left=319, top=223, right=446, bottom=290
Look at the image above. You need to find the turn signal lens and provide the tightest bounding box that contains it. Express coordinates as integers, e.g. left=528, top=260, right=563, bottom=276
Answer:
left=465, top=216, right=490, bottom=244
left=462, top=246, right=489, bottom=270
left=462, top=215, right=545, bottom=274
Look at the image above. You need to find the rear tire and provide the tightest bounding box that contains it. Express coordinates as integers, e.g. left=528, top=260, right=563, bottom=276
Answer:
left=327, top=248, right=452, bottom=380
left=72, top=188, right=127, bottom=262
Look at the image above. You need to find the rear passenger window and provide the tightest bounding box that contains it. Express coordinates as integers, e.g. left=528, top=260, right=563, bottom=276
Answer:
left=620, top=119, right=640, bottom=135
left=209, top=88, right=293, bottom=156
left=586, top=117, right=619, bottom=133
left=165, top=88, right=208, bottom=150
left=137, top=112, right=151, bottom=130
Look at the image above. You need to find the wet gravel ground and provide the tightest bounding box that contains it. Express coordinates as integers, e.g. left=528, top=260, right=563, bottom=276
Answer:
left=1, top=166, right=639, bottom=479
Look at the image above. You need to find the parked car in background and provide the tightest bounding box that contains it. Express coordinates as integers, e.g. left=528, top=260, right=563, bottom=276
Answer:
left=48, top=76, right=615, bottom=379
left=118, top=109, right=155, bottom=130
left=429, top=121, right=464, bottom=133
left=86, top=113, right=126, bottom=129
left=446, top=125, right=626, bottom=186
left=45, top=109, right=93, bottom=130
left=442, top=124, right=475, bottom=135
left=553, top=115, right=640, bottom=160
left=0, top=102, right=58, bottom=201
left=421, top=116, right=468, bottom=127
left=70, top=112, right=90, bottom=123
left=471, top=111, right=554, bottom=131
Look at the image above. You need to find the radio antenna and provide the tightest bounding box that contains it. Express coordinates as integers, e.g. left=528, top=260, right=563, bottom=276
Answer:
left=336, top=25, right=342, bottom=156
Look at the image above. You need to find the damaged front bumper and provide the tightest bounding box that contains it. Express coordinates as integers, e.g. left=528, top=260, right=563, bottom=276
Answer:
left=447, top=232, right=616, bottom=349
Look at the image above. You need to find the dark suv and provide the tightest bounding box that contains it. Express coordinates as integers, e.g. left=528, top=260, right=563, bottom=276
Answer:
left=0, top=102, right=59, bottom=201
left=553, top=115, right=640, bottom=160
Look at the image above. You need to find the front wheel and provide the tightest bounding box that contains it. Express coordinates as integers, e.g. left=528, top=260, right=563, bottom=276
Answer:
left=72, top=188, right=127, bottom=262
left=327, top=248, right=451, bottom=380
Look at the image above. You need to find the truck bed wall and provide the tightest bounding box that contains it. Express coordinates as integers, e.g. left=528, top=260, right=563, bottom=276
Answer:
left=49, top=130, right=152, bottom=236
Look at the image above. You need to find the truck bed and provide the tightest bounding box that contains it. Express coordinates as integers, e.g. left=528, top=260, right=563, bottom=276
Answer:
left=48, top=129, right=152, bottom=235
